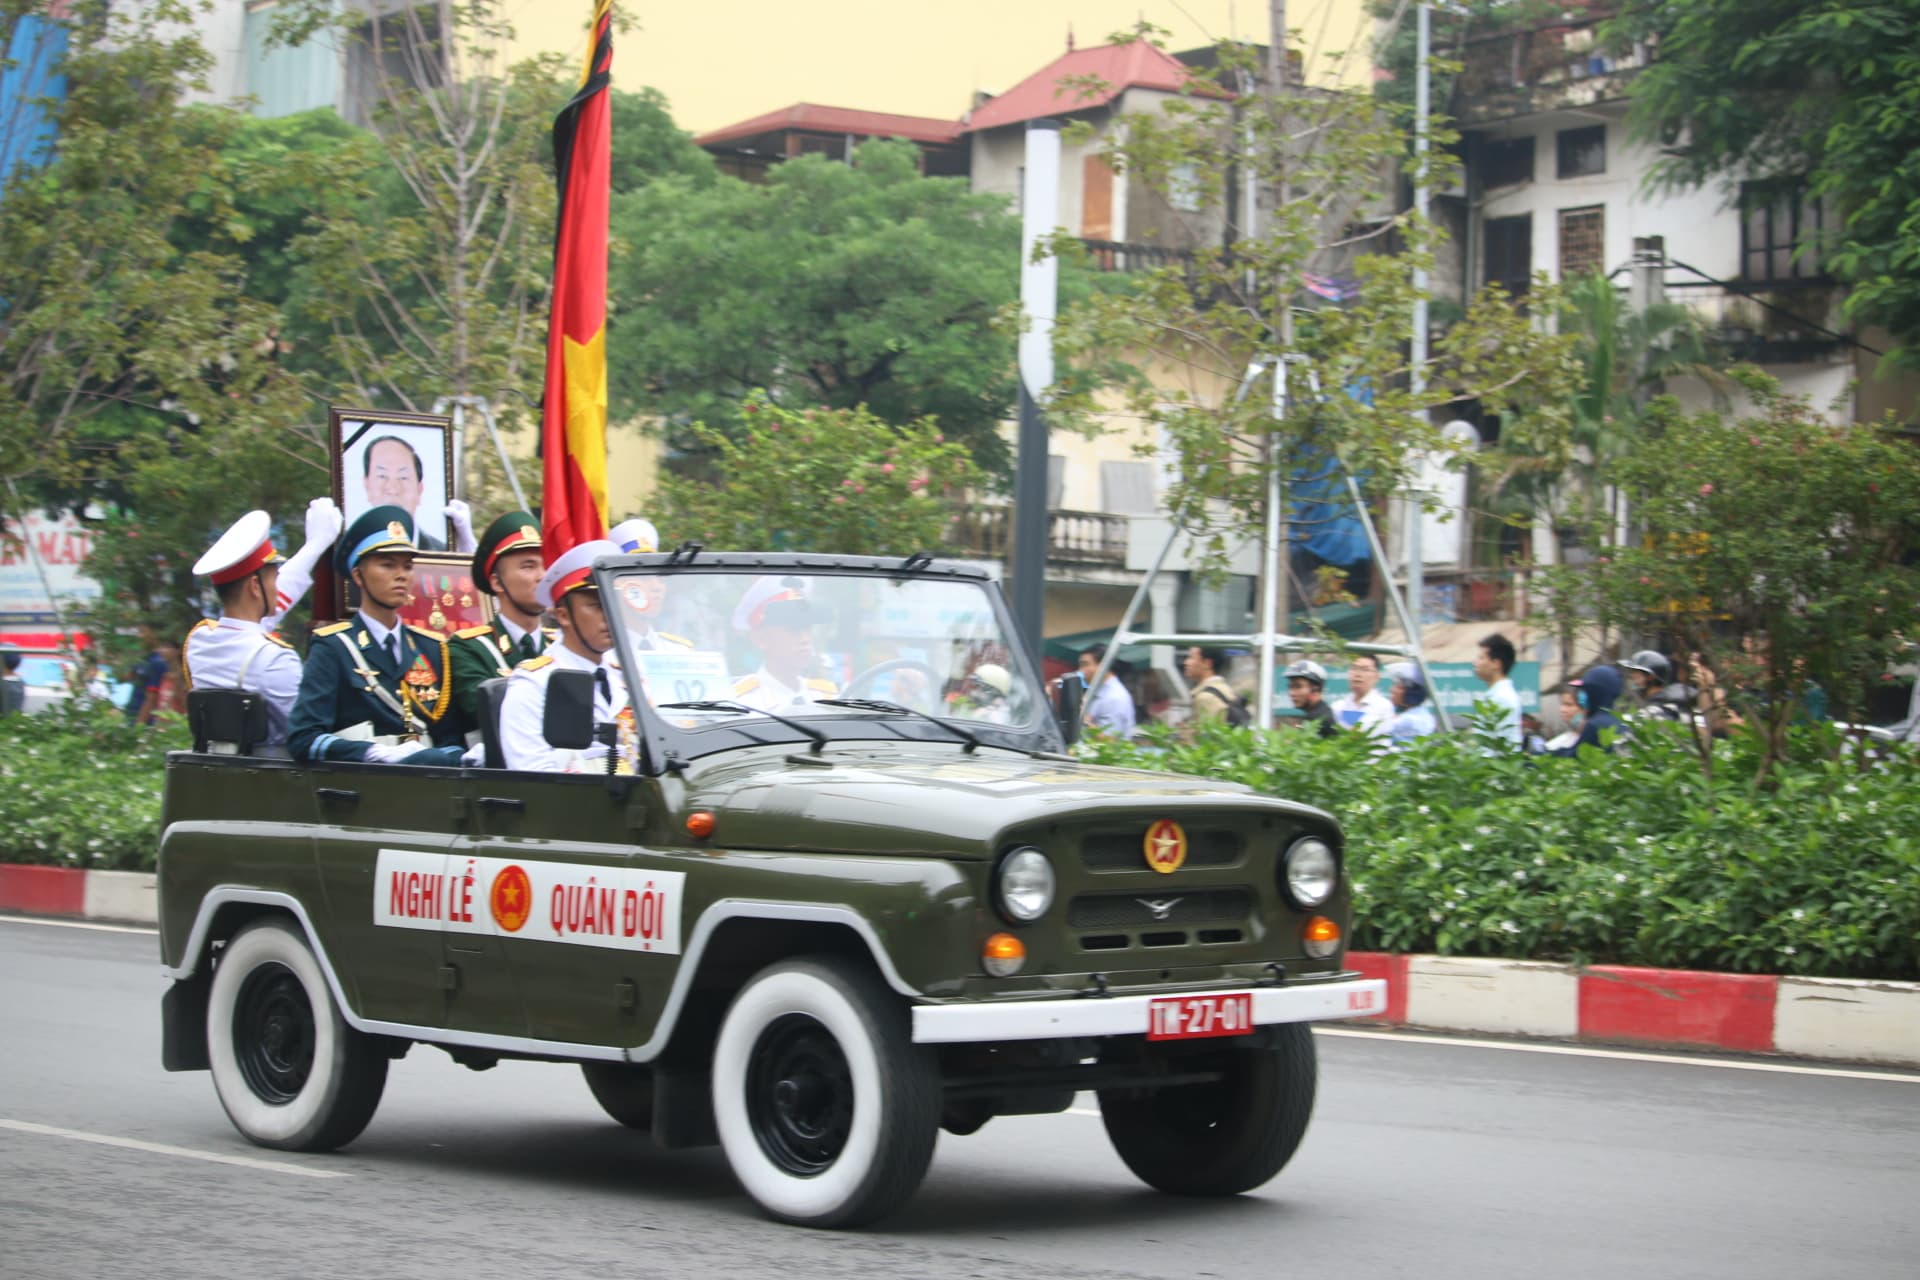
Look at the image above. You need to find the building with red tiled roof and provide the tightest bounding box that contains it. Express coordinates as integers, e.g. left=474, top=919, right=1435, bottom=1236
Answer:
left=694, top=103, right=968, bottom=182
left=959, top=39, right=1200, bottom=134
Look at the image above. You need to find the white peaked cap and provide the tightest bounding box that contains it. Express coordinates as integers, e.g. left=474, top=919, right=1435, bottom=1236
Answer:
left=192, top=510, right=284, bottom=582
left=609, top=518, right=661, bottom=555
left=535, top=540, right=622, bottom=609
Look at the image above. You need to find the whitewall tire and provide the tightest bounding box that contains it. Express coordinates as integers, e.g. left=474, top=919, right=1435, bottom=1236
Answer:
left=711, top=957, right=939, bottom=1228
left=206, top=919, right=388, bottom=1151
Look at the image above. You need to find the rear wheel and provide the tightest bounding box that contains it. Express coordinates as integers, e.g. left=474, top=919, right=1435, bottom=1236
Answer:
left=206, top=919, right=387, bottom=1151
left=581, top=1062, right=654, bottom=1129
left=711, top=957, right=939, bottom=1228
left=1098, top=1025, right=1316, bottom=1195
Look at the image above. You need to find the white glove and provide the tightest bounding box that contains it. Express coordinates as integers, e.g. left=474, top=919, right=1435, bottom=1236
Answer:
left=363, top=741, right=413, bottom=764
left=303, top=496, right=344, bottom=550
left=446, top=499, right=477, bottom=554
left=461, top=742, right=488, bottom=767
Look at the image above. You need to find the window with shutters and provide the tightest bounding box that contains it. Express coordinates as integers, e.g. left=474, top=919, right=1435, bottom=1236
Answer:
left=1558, top=205, right=1605, bottom=279
left=1739, top=182, right=1825, bottom=282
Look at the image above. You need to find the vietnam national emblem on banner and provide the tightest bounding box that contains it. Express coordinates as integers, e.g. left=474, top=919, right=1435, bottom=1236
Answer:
left=541, top=0, right=614, bottom=555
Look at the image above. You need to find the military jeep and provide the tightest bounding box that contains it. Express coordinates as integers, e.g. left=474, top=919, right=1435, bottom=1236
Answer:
left=156, top=552, right=1385, bottom=1227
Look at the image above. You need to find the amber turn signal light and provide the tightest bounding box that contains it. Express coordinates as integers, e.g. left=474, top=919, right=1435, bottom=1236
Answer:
left=982, top=932, right=1026, bottom=977
left=1303, top=915, right=1341, bottom=959
left=686, top=811, right=716, bottom=839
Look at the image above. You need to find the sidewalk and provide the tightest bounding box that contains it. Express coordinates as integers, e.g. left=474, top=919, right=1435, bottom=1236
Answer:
left=5, top=862, right=1916, bottom=1070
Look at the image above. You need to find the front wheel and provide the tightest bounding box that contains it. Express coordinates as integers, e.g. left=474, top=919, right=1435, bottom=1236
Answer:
left=206, top=919, right=388, bottom=1151
left=1098, top=1024, right=1317, bottom=1196
left=711, top=957, right=940, bottom=1228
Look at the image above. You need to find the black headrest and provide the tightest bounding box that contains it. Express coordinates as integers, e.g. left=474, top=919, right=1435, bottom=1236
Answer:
left=187, top=689, right=269, bottom=755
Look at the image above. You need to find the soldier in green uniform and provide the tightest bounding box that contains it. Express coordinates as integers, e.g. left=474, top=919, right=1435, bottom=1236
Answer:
left=286, top=506, right=466, bottom=765
left=447, top=510, right=557, bottom=742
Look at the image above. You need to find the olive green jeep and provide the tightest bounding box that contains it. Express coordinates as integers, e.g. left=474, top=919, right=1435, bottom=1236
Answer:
left=157, top=552, right=1384, bottom=1227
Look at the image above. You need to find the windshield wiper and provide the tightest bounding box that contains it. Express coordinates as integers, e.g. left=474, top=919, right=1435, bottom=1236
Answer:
left=655, top=700, right=830, bottom=754
left=817, top=698, right=982, bottom=754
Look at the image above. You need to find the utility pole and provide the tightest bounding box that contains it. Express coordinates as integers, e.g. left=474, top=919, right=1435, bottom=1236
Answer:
left=1256, top=0, right=1291, bottom=727
left=1406, top=1, right=1433, bottom=663
left=1011, top=120, right=1061, bottom=669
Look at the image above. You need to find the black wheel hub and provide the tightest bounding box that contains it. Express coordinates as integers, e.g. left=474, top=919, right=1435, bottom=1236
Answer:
left=746, top=1014, right=854, bottom=1177
left=233, top=961, right=315, bottom=1105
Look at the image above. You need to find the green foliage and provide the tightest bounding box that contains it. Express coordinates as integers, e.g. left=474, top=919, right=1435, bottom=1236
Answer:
left=609, top=87, right=715, bottom=195
left=0, top=1, right=322, bottom=667
left=607, top=140, right=1024, bottom=476
left=1080, top=719, right=1920, bottom=980
left=0, top=701, right=186, bottom=871
left=1538, top=382, right=1920, bottom=779
left=650, top=397, right=983, bottom=556
left=1610, top=0, right=1920, bottom=367
left=1050, top=31, right=1582, bottom=566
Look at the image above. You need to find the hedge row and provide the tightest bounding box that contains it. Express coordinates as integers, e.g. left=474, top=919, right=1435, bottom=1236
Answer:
left=0, top=702, right=185, bottom=871
left=1078, top=719, right=1920, bottom=982
left=5, top=704, right=1915, bottom=981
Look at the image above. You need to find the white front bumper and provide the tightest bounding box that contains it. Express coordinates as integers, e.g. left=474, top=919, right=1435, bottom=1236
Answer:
left=910, top=975, right=1387, bottom=1044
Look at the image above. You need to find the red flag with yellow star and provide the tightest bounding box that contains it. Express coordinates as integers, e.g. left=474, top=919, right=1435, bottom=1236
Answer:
left=541, top=0, right=613, bottom=554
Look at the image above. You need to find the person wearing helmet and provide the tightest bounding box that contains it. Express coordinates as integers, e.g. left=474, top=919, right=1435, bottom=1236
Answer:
left=1553, top=664, right=1626, bottom=756
left=1284, top=658, right=1339, bottom=738
left=1620, top=648, right=1692, bottom=721
left=1384, top=662, right=1438, bottom=747
left=956, top=661, right=1015, bottom=724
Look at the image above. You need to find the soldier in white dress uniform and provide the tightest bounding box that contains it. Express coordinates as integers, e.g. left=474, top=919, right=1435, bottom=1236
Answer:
left=498, top=540, right=631, bottom=772
left=729, top=574, right=838, bottom=712
left=182, top=502, right=342, bottom=745
left=608, top=517, right=692, bottom=655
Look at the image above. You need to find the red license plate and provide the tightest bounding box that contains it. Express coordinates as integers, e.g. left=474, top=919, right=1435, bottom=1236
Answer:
left=1146, top=992, right=1254, bottom=1041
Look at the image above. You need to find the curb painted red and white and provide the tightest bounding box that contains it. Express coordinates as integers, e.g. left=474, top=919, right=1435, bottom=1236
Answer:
left=1347, top=951, right=1920, bottom=1070
left=2, top=865, right=1913, bottom=1070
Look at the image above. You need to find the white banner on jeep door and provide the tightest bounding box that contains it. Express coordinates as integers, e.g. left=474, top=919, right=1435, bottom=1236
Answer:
left=374, top=847, right=685, bottom=955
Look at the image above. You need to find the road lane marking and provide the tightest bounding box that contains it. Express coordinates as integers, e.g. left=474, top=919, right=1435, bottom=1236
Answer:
left=0, top=914, right=157, bottom=935
left=0, top=1120, right=350, bottom=1178
left=1313, top=1026, right=1920, bottom=1083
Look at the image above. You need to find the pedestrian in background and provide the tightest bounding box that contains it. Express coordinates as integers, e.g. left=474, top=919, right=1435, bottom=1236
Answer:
left=1077, top=644, right=1136, bottom=739
left=1544, top=688, right=1583, bottom=752
left=1553, top=665, right=1625, bottom=756
left=1, top=651, right=23, bottom=716
left=1183, top=645, right=1248, bottom=727
left=1330, top=652, right=1394, bottom=738
left=1385, top=662, right=1437, bottom=747
left=1474, top=631, right=1523, bottom=746
left=1284, top=659, right=1339, bottom=738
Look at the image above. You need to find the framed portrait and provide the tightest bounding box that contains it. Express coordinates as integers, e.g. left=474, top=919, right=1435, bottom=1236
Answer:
left=400, top=554, right=494, bottom=637
left=329, top=406, right=456, bottom=553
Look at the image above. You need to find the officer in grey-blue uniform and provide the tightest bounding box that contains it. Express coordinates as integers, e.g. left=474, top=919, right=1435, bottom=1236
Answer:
left=286, top=506, right=464, bottom=766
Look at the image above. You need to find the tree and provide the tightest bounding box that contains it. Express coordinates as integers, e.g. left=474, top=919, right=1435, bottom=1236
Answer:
left=1050, top=29, right=1581, bottom=578
left=650, top=397, right=982, bottom=556
left=607, top=140, right=1026, bottom=476
left=1539, top=377, right=1920, bottom=783
left=1609, top=0, right=1920, bottom=367
left=0, top=1, right=319, bottom=663
left=268, top=1, right=567, bottom=505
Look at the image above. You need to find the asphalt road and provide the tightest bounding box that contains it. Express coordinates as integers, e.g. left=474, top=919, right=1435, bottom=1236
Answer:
left=2, top=916, right=1917, bottom=1280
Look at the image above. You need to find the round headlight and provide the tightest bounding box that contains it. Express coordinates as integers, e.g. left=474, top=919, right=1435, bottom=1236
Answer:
left=1283, top=837, right=1338, bottom=908
left=996, top=847, right=1055, bottom=923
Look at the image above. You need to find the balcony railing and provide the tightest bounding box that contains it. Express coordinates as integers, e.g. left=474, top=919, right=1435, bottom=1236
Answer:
left=1079, top=239, right=1196, bottom=274
left=950, top=506, right=1130, bottom=567
left=1455, top=12, right=1651, bottom=121
left=1664, top=279, right=1844, bottom=363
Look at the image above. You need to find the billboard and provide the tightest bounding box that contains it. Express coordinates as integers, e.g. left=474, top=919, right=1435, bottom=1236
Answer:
left=1, top=509, right=101, bottom=627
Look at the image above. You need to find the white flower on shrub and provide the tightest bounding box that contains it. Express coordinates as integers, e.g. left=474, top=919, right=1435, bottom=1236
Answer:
left=1501, top=920, right=1521, bottom=934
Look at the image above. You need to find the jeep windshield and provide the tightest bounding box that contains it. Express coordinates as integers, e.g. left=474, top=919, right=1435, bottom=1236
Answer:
left=602, top=556, right=1058, bottom=761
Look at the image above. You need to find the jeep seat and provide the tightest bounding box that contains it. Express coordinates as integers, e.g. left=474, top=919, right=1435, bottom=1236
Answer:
left=478, top=676, right=511, bottom=769
left=187, top=689, right=268, bottom=757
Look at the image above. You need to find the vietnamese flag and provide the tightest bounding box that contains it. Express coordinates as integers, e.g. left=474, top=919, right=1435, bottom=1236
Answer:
left=541, top=0, right=614, bottom=555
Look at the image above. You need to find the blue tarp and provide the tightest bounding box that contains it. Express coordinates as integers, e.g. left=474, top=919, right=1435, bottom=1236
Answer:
left=1, top=15, right=69, bottom=186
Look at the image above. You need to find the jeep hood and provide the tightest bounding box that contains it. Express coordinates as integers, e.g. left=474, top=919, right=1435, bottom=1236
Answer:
left=683, top=746, right=1327, bottom=859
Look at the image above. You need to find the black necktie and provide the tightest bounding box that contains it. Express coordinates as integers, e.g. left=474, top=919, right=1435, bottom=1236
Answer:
left=387, top=634, right=401, bottom=671
left=519, top=633, right=539, bottom=663
left=594, top=669, right=610, bottom=704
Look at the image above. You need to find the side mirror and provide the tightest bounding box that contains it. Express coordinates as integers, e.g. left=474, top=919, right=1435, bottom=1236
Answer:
left=543, top=669, right=596, bottom=749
